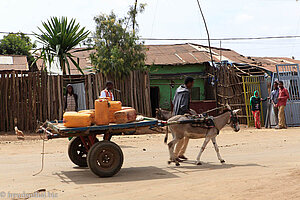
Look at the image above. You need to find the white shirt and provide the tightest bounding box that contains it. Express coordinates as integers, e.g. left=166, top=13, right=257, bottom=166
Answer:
left=100, top=89, right=114, bottom=101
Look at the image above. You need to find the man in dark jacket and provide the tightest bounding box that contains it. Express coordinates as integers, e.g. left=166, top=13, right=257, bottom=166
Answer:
left=172, top=77, right=194, bottom=160
left=172, top=77, right=194, bottom=115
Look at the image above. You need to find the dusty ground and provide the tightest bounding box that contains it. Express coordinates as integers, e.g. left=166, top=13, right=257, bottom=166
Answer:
left=1, top=127, right=300, bottom=200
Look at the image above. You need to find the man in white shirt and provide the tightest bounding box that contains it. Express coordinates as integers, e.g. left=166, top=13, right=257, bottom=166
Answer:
left=100, top=81, right=114, bottom=101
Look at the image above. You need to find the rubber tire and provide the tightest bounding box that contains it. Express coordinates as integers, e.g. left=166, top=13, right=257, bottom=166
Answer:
left=68, top=137, right=99, bottom=167
left=87, top=141, right=124, bottom=177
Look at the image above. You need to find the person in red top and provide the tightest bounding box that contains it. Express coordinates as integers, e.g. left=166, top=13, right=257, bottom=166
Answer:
left=276, top=81, right=289, bottom=129
left=100, top=81, right=114, bottom=101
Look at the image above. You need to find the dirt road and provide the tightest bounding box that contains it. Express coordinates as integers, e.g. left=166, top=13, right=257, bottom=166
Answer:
left=1, top=127, right=300, bottom=200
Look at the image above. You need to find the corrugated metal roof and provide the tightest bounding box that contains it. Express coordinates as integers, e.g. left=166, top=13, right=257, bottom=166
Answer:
left=36, top=48, right=95, bottom=75
left=0, top=55, right=28, bottom=71
left=145, top=43, right=216, bottom=65
left=35, top=44, right=300, bottom=74
left=249, top=57, right=300, bottom=72
left=145, top=43, right=300, bottom=73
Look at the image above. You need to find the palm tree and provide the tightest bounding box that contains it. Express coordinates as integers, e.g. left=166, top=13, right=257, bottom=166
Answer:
left=34, top=17, right=90, bottom=75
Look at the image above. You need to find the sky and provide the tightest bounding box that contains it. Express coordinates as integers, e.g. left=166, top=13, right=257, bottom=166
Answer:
left=1, top=0, right=300, bottom=58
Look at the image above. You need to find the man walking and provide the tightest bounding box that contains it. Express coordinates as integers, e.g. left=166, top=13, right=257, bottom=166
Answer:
left=270, top=81, right=279, bottom=127
left=172, top=76, right=194, bottom=160
left=276, top=81, right=289, bottom=129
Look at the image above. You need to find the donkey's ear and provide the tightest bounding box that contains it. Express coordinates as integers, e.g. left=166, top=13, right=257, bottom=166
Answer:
left=225, top=103, right=231, bottom=110
left=233, top=109, right=241, bottom=114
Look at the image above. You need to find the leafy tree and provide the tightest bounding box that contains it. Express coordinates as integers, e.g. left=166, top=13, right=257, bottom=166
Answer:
left=90, top=4, right=147, bottom=78
left=0, top=33, right=37, bottom=70
left=34, top=16, right=90, bottom=75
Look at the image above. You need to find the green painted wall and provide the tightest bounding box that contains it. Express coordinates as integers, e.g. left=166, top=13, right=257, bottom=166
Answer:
left=150, top=64, right=205, bottom=74
left=150, top=64, right=206, bottom=110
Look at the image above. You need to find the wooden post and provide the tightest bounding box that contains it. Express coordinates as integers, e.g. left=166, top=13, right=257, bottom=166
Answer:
left=28, top=72, right=33, bottom=131
left=4, top=74, right=9, bottom=131
left=52, top=75, right=57, bottom=119
left=87, top=74, right=93, bottom=109
left=57, top=75, right=63, bottom=119
left=47, top=75, right=51, bottom=120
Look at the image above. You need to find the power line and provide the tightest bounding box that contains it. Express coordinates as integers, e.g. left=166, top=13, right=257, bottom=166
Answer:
left=140, top=35, right=300, bottom=41
left=2, top=31, right=300, bottom=41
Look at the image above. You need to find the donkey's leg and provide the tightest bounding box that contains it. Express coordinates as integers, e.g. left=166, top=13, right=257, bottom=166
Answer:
left=211, top=137, right=225, bottom=163
left=195, top=137, right=210, bottom=165
left=167, top=137, right=180, bottom=166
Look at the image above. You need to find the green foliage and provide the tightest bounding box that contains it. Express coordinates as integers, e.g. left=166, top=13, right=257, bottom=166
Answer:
left=0, top=33, right=37, bottom=69
left=90, top=6, right=147, bottom=78
left=34, top=16, right=90, bottom=75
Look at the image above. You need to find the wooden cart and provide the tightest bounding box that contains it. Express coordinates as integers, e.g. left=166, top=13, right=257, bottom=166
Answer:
left=38, top=118, right=162, bottom=177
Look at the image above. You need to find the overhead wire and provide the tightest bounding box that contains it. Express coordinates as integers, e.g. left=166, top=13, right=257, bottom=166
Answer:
left=2, top=31, right=300, bottom=41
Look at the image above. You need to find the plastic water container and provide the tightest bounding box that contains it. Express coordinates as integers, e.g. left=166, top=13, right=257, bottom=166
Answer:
left=63, top=112, right=92, bottom=128
left=95, top=99, right=109, bottom=125
left=78, top=109, right=95, bottom=124
left=114, top=108, right=137, bottom=124
left=108, top=101, right=122, bottom=123
left=99, top=97, right=112, bottom=101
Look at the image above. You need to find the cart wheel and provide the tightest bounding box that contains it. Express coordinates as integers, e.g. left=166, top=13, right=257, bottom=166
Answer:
left=68, top=137, right=99, bottom=167
left=87, top=141, right=124, bottom=177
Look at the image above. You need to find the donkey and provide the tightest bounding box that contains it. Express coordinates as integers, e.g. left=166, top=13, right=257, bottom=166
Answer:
left=156, top=108, right=172, bottom=121
left=165, top=108, right=240, bottom=166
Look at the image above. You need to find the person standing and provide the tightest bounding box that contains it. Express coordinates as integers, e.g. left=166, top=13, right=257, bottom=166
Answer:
left=64, top=84, right=78, bottom=112
left=250, top=91, right=267, bottom=129
left=270, top=81, right=279, bottom=127
left=100, top=81, right=114, bottom=101
left=172, top=76, right=194, bottom=160
left=276, top=81, right=289, bottom=129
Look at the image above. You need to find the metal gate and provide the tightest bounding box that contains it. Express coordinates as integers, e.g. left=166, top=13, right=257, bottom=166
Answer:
left=242, top=76, right=268, bottom=127
left=276, top=64, right=300, bottom=126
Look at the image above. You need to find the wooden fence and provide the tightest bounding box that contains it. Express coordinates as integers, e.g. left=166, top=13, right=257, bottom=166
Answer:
left=216, top=64, right=247, bottom=124
left=0, top=71, right=151, bottom=132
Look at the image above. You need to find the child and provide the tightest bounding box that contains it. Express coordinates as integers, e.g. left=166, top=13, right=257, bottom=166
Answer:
left=250, top=91, right=267, bottom=129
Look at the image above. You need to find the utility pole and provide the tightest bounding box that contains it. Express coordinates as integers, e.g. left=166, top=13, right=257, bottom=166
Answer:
left=132, top=0, right=138, bottom=33
left=196, top=0, right=218, bottom=109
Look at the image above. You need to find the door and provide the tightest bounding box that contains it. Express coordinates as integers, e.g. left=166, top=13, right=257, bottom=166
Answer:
left=150, top=87, right=160, bottom=117
left=276, top=64, right=300, bottom=126
left=242, top=76, right=267, bottom=127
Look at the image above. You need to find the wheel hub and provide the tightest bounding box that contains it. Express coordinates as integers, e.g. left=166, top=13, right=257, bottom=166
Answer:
left=97, top=149, right=115, bottom=168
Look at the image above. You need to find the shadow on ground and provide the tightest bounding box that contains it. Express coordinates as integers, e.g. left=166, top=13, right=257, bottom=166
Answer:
left=167, top=160, right=265, bottom=174
left=53, top=161, right=264, bottom=184
left=53, top=166, right=178, bottom=184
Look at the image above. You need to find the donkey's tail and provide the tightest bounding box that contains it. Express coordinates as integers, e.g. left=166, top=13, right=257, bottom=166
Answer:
left=164, top=126, right=169, bottom=144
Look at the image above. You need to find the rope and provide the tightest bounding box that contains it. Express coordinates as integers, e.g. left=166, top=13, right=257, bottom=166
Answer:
left=203, top=106, right=227, bottom=114
left=32, top=139, right=45, bottom=176
left=32, top=122, right=48, bottom=176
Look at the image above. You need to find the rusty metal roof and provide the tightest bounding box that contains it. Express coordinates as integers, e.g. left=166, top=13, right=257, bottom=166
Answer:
left=0, top=55, right=28, bottom=71
left=145, top=43, right=300, bottom=73
left=144, top=43, right=260, bottom=66
left=247, top=57, right=300, bottom=72
left=36, top=48, right=95, bottom=75
left=36, top=44, right=300, bottom=75
left=145, top=43, right=216, bottom=65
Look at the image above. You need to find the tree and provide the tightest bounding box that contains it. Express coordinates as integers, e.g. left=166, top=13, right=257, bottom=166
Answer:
left=90, top=4, right=147, bottom=78
left=34, top=16, right=90, bottom=75
left=0, top=33, right=37, bottom=70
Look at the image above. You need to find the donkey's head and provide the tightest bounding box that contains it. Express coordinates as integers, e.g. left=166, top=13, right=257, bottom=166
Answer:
left=229, top=109, right=241, bottom=132
left=156, top=108, right=163, bottom=120
left=156, top=108, right=172, bottom=120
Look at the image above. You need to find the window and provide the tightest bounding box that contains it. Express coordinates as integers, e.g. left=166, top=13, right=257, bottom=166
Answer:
left=191, top=87, right=200, bottom=101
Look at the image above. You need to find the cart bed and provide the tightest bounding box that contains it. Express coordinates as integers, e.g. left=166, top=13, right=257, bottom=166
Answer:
left=42, top=118, right=161, bottom=138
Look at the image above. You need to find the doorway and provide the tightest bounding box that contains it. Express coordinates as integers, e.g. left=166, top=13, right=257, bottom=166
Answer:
left=150, top=87, right=160, bottom=117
